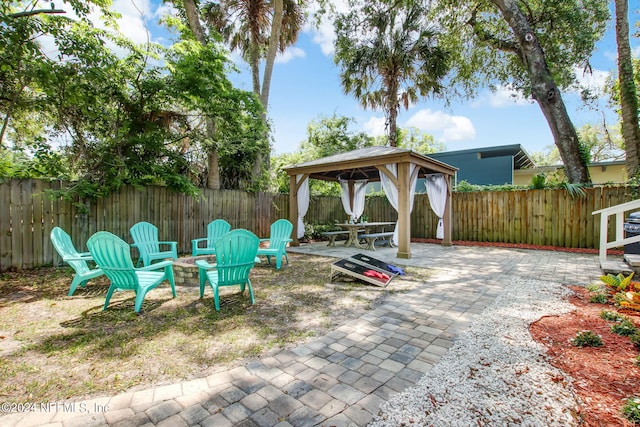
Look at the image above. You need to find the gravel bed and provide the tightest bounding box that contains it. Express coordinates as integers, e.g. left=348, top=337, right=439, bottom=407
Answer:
left=371, top=278, right=581, bottom=427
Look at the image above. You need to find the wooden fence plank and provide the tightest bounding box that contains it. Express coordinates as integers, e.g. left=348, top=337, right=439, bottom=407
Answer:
left=0, top=181, right=12, bottom=270
left=32, top=179, right=45, bottom=267
left=10, top=180, right=24, bottom=269
left=41, top=181, right=55, bottom=265
left=517, top=191, right=526, bottom=244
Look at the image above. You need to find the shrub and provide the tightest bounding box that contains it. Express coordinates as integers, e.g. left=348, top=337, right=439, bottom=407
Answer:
left=621, top=396, right=640, bottom=423
left=631, top=332, right=640, bottom=351
left=588, top=285, right=609, bottom=304
left=302, top=222, right=339, bottom=241
left=600, top=310, right=625, bottom=322
left=571, top=330, right=603, bottom=348
left=587, top=284, right=602, bottom=292
left=610, top=319, right=639, bottom=337
left=589, top=293, right=609, bottom=304
left=600, top=272, right=635, bottom=292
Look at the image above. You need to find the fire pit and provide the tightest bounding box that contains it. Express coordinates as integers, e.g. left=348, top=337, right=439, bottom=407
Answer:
left=172, top=255, right=216, bottom=287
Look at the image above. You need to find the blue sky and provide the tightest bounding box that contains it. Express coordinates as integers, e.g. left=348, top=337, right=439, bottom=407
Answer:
left=98, top=0, right=638, bottom=157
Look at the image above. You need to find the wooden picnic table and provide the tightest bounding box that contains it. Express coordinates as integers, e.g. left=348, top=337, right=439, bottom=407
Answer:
left=336, top=221, right=396, bottom=249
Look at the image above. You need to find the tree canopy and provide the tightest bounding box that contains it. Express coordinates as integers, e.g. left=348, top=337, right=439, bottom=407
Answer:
left=0, top=1, right=267, bottom=200
left=430, top=0, right=610, bottom=183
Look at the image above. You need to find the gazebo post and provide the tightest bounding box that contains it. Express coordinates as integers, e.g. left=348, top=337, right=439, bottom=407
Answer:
left=289, top=174, right=300, bottom=246
left=397, top=162, right=412, bottom=259
left=442, top=174, right=453, bottom=246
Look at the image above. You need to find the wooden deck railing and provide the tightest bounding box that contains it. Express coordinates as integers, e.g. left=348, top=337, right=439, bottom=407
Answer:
left=592, top=198, right=640, bottom=267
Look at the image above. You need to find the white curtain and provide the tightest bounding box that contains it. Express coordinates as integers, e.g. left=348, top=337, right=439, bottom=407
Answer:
left=425, top=173, right=447, bottom=239
left=296, top=174, right=310, bottom=239
left=339, top=179, right=368, bottom=222
left=380, top=164, right=420, bottom=244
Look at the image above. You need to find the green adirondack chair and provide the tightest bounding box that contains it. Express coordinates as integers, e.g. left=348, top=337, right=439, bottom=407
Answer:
left=129, top=221, right=178, bottom=267
left=50, top=227, right=104, bottom=296
left=256, top=219, right=293, bottom=270
left=191, top=219, right=231, bottom=256
left=87, top=231, right=176, bottom=313
left=196, top=229, right=259, bottom=311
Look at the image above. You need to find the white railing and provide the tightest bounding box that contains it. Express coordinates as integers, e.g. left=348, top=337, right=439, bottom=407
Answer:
left=592, top=199, right=640, bottom=266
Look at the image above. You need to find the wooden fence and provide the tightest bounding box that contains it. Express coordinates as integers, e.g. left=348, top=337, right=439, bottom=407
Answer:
left=0, top=179, right=638, bottom=271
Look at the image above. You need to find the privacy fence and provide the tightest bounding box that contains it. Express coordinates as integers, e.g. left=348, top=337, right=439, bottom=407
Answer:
left=0, top=179, right=637, bottom=271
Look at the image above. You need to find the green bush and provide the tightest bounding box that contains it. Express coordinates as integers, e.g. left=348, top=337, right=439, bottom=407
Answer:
left=302, top=222, right=342, bottom=241
left=621, top=396, right=640, bottom=423
left=530, top=174, right=546, bottom=189
left=610, top=318, right=639, bottom=337
left=589, top=293, right=609, bottom=304
left=600, top=310, right=625, bottom=322
left=587, top=284, right=603, bottom=292
left=571, top=330, right=603, bottom=348
left=631, top=332, right=640, bottom=351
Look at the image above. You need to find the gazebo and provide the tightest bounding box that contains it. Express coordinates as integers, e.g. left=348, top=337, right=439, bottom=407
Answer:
left=284, top=146, right=458, bottom=259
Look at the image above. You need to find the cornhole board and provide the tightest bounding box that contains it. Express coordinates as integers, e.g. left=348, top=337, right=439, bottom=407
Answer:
left=350, top=253, right=398, bottom=274
left=330, top=254, right=398, bottom=287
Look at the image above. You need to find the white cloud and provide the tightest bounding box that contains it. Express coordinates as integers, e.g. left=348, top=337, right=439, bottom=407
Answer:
left=306, top=0, right=350, bottom=56
left=36, top=0, right=176, bottom=62
left=570, top=66, right=610, bottom=97
left=362, top=116, right=387, bottom=137
left=112, top=0, right=153, bottom=44
left=82, top=0, right=153, bottom=46
left=311, top=20, right=338, bottom=56
left=154, top=2, right=177, bottom=21
left=482, top=85, right=531, bottom=108
left=276, top=46, right=306, bottom=63
left=405, top=109, right=476, bottom=142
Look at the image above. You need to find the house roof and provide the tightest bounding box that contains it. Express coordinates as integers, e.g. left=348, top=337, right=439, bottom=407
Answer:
left=429, top=144, right=536, bottom=170
left=284, top=146, right=457, bottom=182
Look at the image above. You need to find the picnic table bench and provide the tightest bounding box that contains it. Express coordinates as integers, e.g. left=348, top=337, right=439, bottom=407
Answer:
left=321, top=229, right=363, bottom=247
left=358, top=232, right=394, bottom=251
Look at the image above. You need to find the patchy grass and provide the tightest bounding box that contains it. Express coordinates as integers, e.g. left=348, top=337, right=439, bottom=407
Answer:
left=0, top=253, right=427, bottom=403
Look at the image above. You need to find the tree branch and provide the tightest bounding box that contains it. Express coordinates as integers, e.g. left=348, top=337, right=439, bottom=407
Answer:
left=466, top=7, right=520, bottom=54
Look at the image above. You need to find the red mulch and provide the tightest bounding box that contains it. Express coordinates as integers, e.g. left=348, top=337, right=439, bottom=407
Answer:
left=530, top=287, right=640, bottom=426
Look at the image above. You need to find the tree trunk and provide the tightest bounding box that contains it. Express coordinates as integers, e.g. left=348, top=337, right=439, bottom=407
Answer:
left=246, top=0, right=284, bottom=184
left=206, top=150, right=220, bottom=189
left=614, top=0, right=640, bottom=178
left=491, top=0, right=591, bottom=184
left=183, top=0, right=221, bottom=189
left=248, top=2, right=262, bottom=95
left=388, top=101, right=398, bottom=147
left=260, top=0, right=283, bottom=109
left=388, top=111, right=398, bottom=147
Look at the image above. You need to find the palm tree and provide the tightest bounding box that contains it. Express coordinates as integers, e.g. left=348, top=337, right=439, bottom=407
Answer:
left=334, top=0, right=449, bottom=147
left=202, top=0, right=306, bottom=178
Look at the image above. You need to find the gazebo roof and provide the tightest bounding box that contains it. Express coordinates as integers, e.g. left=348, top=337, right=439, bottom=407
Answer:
left=284, top=146, right=457, bottom=182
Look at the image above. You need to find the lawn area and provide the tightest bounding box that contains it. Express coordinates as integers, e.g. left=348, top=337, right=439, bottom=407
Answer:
left=0, top=253, right=425, bottom=403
